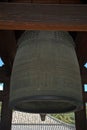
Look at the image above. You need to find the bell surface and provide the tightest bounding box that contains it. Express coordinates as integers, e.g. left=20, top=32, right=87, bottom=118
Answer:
left=10, top=31, right=83, bottom=113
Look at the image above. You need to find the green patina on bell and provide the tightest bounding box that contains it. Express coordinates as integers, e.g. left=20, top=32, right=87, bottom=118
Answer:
left=10, top=31, right=83, bottom=113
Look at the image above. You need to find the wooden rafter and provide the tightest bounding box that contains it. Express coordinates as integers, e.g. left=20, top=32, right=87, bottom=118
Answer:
left=0, top=3, right=87, bottom=31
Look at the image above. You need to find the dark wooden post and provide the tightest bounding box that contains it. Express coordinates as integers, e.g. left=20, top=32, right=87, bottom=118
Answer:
left=1, top=80, right=12, bottom=130
left=0, top=30, right=16, bottom=130
left=75, top=96, right=86, bottom=130
left=75, top=32, right=87, bottom=130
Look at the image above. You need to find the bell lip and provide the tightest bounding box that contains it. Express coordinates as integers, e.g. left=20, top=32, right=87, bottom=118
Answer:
left=9, top=95, right=83, bottom=113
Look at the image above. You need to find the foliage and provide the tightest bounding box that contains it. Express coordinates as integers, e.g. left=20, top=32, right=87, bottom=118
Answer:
left=52, top=105, right=87, bottom=125
left=51, top=113, right=75, bottom=124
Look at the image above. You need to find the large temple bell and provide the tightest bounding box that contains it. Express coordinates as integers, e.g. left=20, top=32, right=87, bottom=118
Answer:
left=10, top=31, right=83, bottom=115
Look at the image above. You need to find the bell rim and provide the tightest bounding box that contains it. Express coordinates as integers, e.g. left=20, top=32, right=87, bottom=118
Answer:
left=9, top=95, right=83, bottom=113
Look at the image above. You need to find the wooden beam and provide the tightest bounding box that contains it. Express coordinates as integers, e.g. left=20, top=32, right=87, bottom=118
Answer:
left=60, top=0, right=81, bottom=4
left=0, top=0, right=8, bottom=1
left=11, top=0, right=31, bottom=2
left=32, top=0, right=60, bottom=4
left=0, top=3, right=87, bottom=31
left=11, top=0, right=81, bottom=4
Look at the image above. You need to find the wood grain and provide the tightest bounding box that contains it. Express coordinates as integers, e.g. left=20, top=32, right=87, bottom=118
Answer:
left=11, top=0, right=31, bottom=2
left=84, top=92, right=87, bottom=102
left=0, top=66, right=9, bottom=83
left=1, top=82, right=12, bottom=130
left=0, top=3, right=87, bottom=31
left=75, top=32, right=87, bottom=130
left=60, top=0, right=80, bottom=4
left=0, top=91, right=3, bottom=101
left=32, top=0, right=59, bottom=4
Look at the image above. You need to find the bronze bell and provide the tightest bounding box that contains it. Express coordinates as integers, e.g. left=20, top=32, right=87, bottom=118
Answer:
left=9, top=31, right=83, bottom=114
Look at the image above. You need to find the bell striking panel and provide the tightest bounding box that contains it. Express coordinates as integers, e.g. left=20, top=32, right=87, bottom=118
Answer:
left=10, top=31, right=83, bottom=113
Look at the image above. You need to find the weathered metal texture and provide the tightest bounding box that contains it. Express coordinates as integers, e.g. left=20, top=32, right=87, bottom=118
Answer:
left=10, top=31, right=83, bottom=113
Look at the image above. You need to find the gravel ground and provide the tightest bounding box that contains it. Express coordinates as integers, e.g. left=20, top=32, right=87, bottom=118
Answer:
left=12, top=111, right=76, bottom=130
left=12, top=111, right=59, bottom=124
left=12, top=124, right=75, bottom=130
left=0, top=111, right=76, bottom=130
